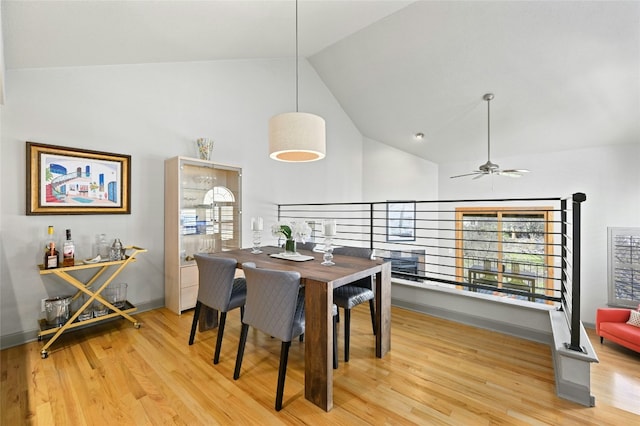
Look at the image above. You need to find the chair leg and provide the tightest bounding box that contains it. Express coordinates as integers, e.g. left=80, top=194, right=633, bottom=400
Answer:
left=333, top=315, right=338, bottom=369
left=275, top=341, right=291, bottom=411
left=600, top=336, right=603, bottom=344
left=213, top=311, right=227, bottom=364
left=344, top=308, right=351, bottom=362
left=240, top=305, right=245, bottom=320
left=233, top=323, right=249, bottom=380
left=369, top=299, right=376, bottom=335
left=188, top=301, right=202, bottom=345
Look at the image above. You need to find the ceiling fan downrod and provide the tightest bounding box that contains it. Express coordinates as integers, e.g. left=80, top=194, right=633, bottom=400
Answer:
left=449, top=92, right=530, bottom=179
left=484, top=93, right=494, bottom=164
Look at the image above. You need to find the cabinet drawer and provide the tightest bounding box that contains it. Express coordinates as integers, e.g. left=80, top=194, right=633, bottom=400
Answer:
left=181, top=285, right=198, bottom=311
left=180, top=265, right=199, bottom=288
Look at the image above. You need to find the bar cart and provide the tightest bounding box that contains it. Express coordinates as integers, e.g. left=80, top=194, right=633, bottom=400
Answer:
left=37, top=246, right=147, bottom=359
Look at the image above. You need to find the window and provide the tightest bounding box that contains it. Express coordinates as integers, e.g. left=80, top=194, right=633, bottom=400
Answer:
left=455, top=207, right=554, bottom=302
left=608, top=227, right=640, bottom=308
left=202, top=186, right=236, bottom=240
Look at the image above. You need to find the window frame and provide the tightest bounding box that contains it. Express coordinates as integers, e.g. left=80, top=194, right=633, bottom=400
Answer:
left=455, top=206, right=555, bottom=302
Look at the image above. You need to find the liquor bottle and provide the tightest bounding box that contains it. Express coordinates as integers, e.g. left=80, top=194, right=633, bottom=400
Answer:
left=44, top=225, right=56, bottom=253
left=62, top=229, right=75, bottom=267
left=44, top=242, right=59, bottom=269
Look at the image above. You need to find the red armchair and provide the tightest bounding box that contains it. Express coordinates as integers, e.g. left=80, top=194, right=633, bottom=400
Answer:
left=596, top=308, right=640, bottom=353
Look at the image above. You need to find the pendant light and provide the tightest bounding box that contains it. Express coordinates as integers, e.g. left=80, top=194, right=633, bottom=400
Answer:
left=269, top=0, right=326, bottom=162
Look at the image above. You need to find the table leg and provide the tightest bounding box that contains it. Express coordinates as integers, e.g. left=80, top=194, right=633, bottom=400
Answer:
left=198, top=306, right=219, bottom=331
left=303, top=278, right=333, bottom=411
left=376, top=262, right=391, bottom=358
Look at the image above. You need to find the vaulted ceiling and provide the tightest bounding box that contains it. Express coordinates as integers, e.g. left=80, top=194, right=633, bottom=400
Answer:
left=2, top=1, right=638, bottom=165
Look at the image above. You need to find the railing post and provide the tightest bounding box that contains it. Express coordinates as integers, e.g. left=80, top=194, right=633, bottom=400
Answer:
left=369, top=203, right=374, bottom=251
left=560, top=198, right=567, bottom=306
left=568, top=192, right=586, bottom=351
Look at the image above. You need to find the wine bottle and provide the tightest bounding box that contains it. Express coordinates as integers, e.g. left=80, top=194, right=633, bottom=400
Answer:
left=44, top=242, right=59, bottom=269
left=62, top=229, right=75, bottom=267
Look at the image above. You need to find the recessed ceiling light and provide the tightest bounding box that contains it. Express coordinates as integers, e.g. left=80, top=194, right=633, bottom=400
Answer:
left=414, top=132, right=425, bottom=140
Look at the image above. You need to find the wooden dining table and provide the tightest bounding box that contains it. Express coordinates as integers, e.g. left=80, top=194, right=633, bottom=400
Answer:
left=208, top=245, right=391, bottom=411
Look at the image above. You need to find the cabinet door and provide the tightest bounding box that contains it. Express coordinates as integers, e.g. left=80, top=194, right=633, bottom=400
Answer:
left=179, top=162, right=241, bottom=262
left=180, top=265, right=198, bottom=311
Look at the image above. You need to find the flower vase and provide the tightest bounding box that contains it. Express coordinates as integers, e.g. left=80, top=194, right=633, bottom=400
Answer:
left=285, top=239, right=297, bottom=256
left=196, top=138, right=213, bottom=161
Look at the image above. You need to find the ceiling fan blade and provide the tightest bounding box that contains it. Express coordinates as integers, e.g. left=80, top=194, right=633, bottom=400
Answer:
left=450, top=171, right=483, bottom=179
left=502, top=169, right=530, bottom=174
left=497, top=171, right=523, bottom=178
left=473, top=173, right=486, bottom=180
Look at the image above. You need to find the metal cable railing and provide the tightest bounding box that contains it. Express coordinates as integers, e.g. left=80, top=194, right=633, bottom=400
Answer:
left=278, top=193, right=586, bottom=352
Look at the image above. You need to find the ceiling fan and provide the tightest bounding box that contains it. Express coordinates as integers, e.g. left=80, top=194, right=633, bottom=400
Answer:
left=450, top=93, right=530, bottom=179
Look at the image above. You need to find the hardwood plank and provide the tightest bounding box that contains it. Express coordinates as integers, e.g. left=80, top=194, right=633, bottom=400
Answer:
left=2, top=305, right=639, bottom=424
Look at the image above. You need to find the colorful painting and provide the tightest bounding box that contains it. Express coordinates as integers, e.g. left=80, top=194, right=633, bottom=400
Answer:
left=27, top=142, right=131, bottom=215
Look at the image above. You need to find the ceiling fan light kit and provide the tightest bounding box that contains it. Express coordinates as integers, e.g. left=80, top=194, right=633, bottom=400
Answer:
left=450, top=93, right=530, bottom=179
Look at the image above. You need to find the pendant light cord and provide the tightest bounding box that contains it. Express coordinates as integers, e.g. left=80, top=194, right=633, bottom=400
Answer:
left=295, top=0, right=299, bottom=112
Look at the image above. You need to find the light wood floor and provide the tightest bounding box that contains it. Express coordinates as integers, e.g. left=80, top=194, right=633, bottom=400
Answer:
left=2, top=305, right=639, bottom=425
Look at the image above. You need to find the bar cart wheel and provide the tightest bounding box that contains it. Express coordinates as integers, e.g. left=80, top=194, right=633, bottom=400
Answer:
left=41, top=350, right=48, bottom=359
left=134, top=322, right=141, bottom=329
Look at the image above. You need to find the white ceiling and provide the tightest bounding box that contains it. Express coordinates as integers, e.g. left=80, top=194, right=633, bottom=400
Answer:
left=2, top=1, right=639, bottom=165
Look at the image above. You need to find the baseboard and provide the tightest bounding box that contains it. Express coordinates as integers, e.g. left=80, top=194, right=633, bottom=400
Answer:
left=0, top=298, right=165, bottom=350
left=392, top=297, right=552, bottom=344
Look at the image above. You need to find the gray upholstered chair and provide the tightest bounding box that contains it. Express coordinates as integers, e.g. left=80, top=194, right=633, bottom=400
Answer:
left=234, top=262, right=306, bottom=411
left=280, top=240, right=317, bottom=252
left=189, top=254, right=246, bottom=365
left=295, top=241, right=317, bottom=251
left=332, top=246, right=376, bottom=362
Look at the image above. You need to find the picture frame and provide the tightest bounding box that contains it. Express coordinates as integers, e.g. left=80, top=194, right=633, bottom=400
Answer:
left=386, top=201, right=416, bottom=241
left=26, top=142, right=131, bottom=215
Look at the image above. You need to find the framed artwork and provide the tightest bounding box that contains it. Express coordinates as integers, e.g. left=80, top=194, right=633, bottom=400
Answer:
left=26, top=142, right=131, bottom=215
left=386, top=201, right=416, bottom=241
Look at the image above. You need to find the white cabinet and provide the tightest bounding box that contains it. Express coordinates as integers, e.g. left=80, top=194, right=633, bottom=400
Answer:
left=164, top=156, right=242, bottom=314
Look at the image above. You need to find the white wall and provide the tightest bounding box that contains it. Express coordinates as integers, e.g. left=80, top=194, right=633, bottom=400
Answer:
left=0, top=58, right=363, bottom=345
left=364, top=139, right=639, bottom=330
left=437, top=143, right=640, bottom=324
left=2, top=56, right=636, bottom=345
left=362, top=137, right=438, bottom=201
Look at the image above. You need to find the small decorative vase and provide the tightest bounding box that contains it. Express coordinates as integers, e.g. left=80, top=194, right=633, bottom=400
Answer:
left=284, top=239, right=297, bottom=256
left=196, top=138, right=214, bottom=161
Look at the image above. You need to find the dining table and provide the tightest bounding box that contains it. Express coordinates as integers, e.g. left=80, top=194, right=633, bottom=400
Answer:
left=208, top=245, right=391, bottom=411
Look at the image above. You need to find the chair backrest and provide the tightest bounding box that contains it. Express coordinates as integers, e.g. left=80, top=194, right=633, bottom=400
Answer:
left=333, top=246, right=373, bottom=260
left=295, top=241, right=316, bottom=251
left=241, top=262, right=303, bottom=342
left=194, top=254, right=238, bottom=311
left=280, top=241, right=316, bottom=252
left=332, top=246, right=374, bottom=289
